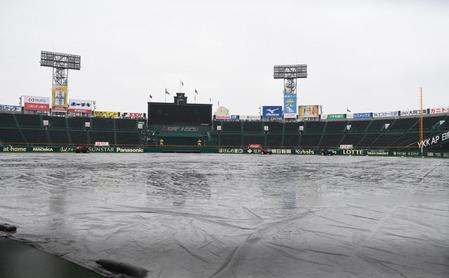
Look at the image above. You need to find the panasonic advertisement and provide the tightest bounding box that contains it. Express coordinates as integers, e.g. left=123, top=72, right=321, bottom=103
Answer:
left=262, top=106, right=283, bottom=118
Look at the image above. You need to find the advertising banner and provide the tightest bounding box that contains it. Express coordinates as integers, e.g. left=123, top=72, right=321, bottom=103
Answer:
left=68, top=99, right=95, bottom=113
left=94, top=111, right=120, bottom=118
left=373, top=111, right=399, bottom=118
left=230, top=115, right=240, bottom=120
left=326, top=114, right=346, bottom=120
left=400, top=110, right=427, bottom=116
left=283, top=93, right=297, bottom=118
left=351, top=112, right=373, bottom=119
left=240, top=115, right=261, bottom=121
left=298, top=105, right=321, bottom=118
left=0, top=104, right=21, bottom=112
left=429, top=107, right=449, bottom=114
left=262, top=106, right=282, bottom=118
left=121, top=112, right=146, bottom=119
left=215, top=115, right=232, bottom=120
left=22, top=95, right=50, bottom=112
left=51, top=85, right=68, bottom=112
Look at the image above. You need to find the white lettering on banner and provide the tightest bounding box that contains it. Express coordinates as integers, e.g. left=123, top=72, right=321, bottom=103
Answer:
left=268, top=149, right=292, bottom=154
left=219, top=148, right=244, bottom=154
left=417, top=132, right=448, bottom=148
left=295, top=149, right=315, bottom=155
left=116, top=147, right=144, bottom=153
left=442, top=131, right=449, bottom=141
left=366, top=150, right=389, bottom=156
left=2, top=146, right=27, bottom=152
left=60, top=147, right=75, bottom=152
left=342, top=149, right=364, bottom=155
left=32, top=147, right=54, bottom=152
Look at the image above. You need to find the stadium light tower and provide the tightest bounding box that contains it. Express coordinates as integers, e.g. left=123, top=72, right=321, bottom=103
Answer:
left=273, top=64, right=307, bottom=118
left=40, top=51, right=81, bottom=113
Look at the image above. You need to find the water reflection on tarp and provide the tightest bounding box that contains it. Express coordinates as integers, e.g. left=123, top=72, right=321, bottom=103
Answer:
left=0, top=154, right=448, bottom=278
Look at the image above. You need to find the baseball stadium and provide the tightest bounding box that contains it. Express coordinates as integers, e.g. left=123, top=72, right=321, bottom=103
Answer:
left=1, top=52, right=449, bottom=278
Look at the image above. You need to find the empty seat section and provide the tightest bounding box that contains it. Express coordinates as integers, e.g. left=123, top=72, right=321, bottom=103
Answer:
left=325, top=122, right=347, bottom=133
left=48, top=131, right=69, bottom=144
left=48, top=117, right=67, bottom=129
left=116, top=119, right=138, bottom=131
left=320, top=134, right=344, bottom=148
left=389, top=118, right=417, bottom=132
left=0, top=113, right=17, bottom=128
left=219, top=134, right=241, bottom=146
left=266, top=135, right=282, bottom=146
left=304, top=122, right=325, bottom=134
left=367, top=120, right=393, bottom=132
left=0, top=129, right=24, bottom=144
left=70, top=131, right=88, bottom=145
left=357, top=134, right=379, bottom=147
left=116, top=132, right=140, bottom=145
left=371, top=134, right=401, bottom=147
left=89, top=131, right=115, bottom=144
left=300, top=134, right=321, bottom=147
left=346, top=120, right=370, bottom=133
left=340, top=134, right=364, bottom=145
left=264, top=122, right=283, bottom=133
left=92, top=118, right=114, bottom=130
left=285, top=122, right=300, bottom=132
left=243, top=122, right=262, bottom=132
left=283, top=135, right=300, bottom=147
left=68, top=117, right=90, bottom=130
left=22, top=130, right=48, bottom=144
left=222, top=122, right=241, bottom=133
left=243, top=135, right=264, bottom=145
left=15, top=114, right=41, bottom=128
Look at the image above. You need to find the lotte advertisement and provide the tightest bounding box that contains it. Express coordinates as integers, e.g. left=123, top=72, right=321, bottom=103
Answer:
left=52, top=85, right=68, bottom=112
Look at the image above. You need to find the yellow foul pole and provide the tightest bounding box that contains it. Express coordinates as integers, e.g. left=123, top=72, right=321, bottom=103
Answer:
left=419, top=87, right=424, bottom=155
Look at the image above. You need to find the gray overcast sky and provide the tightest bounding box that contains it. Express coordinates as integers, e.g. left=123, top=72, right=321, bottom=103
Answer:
left=1, top=0, right=448, bottom=115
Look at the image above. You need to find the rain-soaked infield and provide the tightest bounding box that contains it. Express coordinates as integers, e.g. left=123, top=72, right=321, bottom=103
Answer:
left=0, top=153, right=448, bottom=278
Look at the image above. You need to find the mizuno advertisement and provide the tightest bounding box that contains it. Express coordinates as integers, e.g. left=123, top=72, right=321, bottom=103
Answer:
left=262, top=106, right=282, bottom=118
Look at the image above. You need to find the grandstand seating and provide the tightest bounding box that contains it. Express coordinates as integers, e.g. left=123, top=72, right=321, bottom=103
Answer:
left=0, top=112, right=448, bottom=151
left=0, top=114, right=17, bottom=128
left=15, top=114, right=42, bottom=128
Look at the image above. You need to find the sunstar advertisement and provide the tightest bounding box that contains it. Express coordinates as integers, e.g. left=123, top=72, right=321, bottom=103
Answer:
left=283, top=92, right=297, bottom=119
left=52, top=85, right=68, bottom=112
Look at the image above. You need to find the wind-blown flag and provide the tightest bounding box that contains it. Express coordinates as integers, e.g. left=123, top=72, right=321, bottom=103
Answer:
left=165, top=89, right=170, bottom=95
left=149, top=94, right=152, bottom=99
left=346, top=108, right=351, bottom=112
left=194, top=89, right=198, bottom=95
left=180, top=80, right=184, bottom=87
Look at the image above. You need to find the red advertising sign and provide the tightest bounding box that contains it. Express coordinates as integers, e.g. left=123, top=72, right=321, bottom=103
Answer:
left=22, top=95, right=50, bottom=112
left=121, top=112, right=146, bottom=118
left=248, top=144, right=262, bottom=149
left=24, top=103, right=49, bottom=111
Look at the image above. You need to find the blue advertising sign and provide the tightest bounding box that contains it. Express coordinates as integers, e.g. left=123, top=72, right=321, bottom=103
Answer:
left=0, top=104, right=22, bottom=112
left=283, top=93, right=297, bottom=117
left=262, top=106, right=282, bottom=118
left=353, top=112, right=373, bottom=119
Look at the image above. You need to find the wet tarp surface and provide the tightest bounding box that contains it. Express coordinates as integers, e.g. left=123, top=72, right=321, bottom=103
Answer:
left=0, top=154, right=448, bottom=278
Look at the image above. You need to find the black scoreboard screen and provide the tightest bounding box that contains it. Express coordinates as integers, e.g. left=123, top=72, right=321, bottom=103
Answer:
left=148, top=103, right=212, bottom=125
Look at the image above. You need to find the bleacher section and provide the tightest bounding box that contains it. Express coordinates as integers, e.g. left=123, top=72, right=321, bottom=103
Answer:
left=0, top=113, right=145, bottom=146
left=214, top=115, right=449, bottom=150
left=1, top=112, right=448, bottom=151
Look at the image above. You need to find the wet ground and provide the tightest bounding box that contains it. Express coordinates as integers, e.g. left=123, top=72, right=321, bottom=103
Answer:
left=0, top=154, right=448, bottom=278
